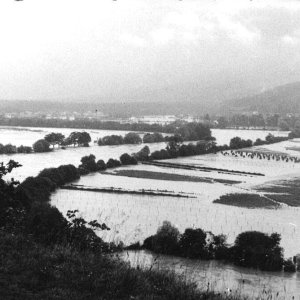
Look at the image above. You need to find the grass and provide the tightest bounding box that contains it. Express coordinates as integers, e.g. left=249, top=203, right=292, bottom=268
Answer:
left=213, top=193, right=280, bottom=209
left=0, top=230, right=245, bottom=300
left=105, top=169, right=241, bottom=185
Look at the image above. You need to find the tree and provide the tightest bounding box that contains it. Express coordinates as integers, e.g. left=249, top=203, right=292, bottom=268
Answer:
left=101, top=135, right=124, bottom=145
left=79, top=155, right=98, bottom=172
left=179, top=228, right=207, bottom=259
left=278, top=120, right=290, bottom=131
left=96, top=160, right=107, bottom=171
left=143, top=133, right=164, bottom=143
left=232, top=231, right=283, bottom=271
left=149, top=221, right=180, bottom=255
left=17, top=145, right=32, bottom=153
left=44, top=132, right=65, bottom=148
left=120, top=153, right=138, bottom=165
left=106, top=158, right=121, bottom=168
left=64, top=132, right=91, bottom=147
left=123, top=132, right=142, bottom=144
left=134, top=146, right=150, bottom=161
left=33, top=139, right=51, bottom=153
left=78, top=132, right=91, bottom=146
left=0, top=160, right=22, bottom=228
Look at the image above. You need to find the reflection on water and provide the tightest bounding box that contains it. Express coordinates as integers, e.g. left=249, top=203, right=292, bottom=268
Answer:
left=120, top=250, right=300, bottom=299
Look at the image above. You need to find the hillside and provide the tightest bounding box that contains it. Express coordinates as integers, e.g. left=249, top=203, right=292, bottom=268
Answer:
left=225, top=82, right=300, bottom=114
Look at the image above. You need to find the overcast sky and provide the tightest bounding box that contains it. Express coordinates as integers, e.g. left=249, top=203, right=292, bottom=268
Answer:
left=1, top=0, right=300, bottom=102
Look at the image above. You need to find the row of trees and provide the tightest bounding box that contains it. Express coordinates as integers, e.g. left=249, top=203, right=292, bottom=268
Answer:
left=97, top=132, right=142, bottom=146
left=215, top=113, right=298, bottom=130
left=138, top=221, right=297, bottom=272
left=97, top=123, right=213, bottom=147
left=0, top=131, right=92, bottom=155
left=0, top=144, right=32, bottom=154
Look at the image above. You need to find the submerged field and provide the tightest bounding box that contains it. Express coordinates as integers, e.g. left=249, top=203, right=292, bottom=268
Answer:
left=2, top=126, right=300, bottom=298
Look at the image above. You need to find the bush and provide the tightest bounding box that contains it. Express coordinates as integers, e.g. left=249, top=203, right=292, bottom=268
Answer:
left=106, top=158, right=121, bottom=168
left=143, top=132, right=165, bottom=143
left=144, top=221, right=180, bottom=255
left=134, top=146, right=150, bottom=161
left=124, top=132, right=142, bottom=144
left=0, top=144, right=17, bottom=154
left=283, top=259, right=296, bottom=272
left=232, top=231, right=283, bottom=271
left=179, top=228, right=208, bottom=259
left=96, top=159, right=107, bottom=171
left=229, top=137, right=253, bottom=149
left=101, top=135, right=124, bottom=145
left=150, top=149, right=171, bottom=160
left=33, top=139, right=51, bottom=153
left=79, top=154, right=98, bottom=172
left=120, top=153, right=138, bottom=165
left=17, top=145, right=32, bottom=153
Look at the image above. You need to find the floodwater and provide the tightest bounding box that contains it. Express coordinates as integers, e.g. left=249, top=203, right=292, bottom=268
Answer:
left=120, top=250, right=300, bottom=299
left=1, top=126, right=300, bottom=298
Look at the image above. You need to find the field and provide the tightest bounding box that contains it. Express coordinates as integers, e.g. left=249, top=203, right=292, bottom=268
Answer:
left=2, top=126, right=300, bottom=298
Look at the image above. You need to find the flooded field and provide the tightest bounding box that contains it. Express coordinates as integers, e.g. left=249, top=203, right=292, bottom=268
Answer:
left=2, top=126, right=300, bottom=297
left=120, top=250, right=300, bottom=299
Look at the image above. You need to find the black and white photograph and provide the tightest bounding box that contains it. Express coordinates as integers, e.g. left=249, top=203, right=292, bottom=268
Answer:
left=1, top=0, right=300, bottom=299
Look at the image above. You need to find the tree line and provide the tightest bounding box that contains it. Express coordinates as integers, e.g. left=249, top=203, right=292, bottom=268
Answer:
left=0, top=131, right=92, bottom=155
left=129, top=221, right=299, bottom=272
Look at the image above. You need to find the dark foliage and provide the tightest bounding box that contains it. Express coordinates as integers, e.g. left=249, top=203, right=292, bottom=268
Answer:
left=106, top=158, right=121, bottom=168
left=232, top=231, right=284, bottom=271
left=32, top=139, right=52, bottom=153
left=120, top=153, right=138, bottom=165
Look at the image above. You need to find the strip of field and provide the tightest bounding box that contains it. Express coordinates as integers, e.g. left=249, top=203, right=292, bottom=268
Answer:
left=214, top=193, right=280, bottom=209
left=255, top=179, right=300, bottom=207
left=105, top=169, right=241, bottom=185
left=61, top=184, right=195, bottom=198
left=142, top=161, right=265, bottom=176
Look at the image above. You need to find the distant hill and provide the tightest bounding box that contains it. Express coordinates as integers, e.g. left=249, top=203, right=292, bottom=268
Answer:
left=224, top=82, right=300, bottom=114
left=1, top=81, right=300, bottom=117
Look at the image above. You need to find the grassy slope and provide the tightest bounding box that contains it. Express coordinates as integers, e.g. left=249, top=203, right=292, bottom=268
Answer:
left=0, top=231, right=244, bottom=300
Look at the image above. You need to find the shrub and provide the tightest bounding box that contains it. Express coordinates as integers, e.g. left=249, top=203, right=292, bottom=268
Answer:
left=144, top=221, right=180, bottom=255
left=106, top=158, right=121, bottom=168
left=79, top=154, right=98, bottom=172
left=124, top=132, right=142, bottom=144
left=96, top=159, right=107, bottom=171
left=143, top=132, right=164, bottom=143
left=232, top=231, right=283, bottom=271
left=134, top=146, right=150, bottom=161
left=33, top=139, right=51, bottom=153
left=1, top=144, right=17, bottom=154
left=17, top=145, right=32, bottom=153
left=101, top=135, right=124, bottom=145
left=283, top=259, right=296, bottom=272
left=179, top=228, right=208, bottom=259
left=120, top=153, right=138, bottom=165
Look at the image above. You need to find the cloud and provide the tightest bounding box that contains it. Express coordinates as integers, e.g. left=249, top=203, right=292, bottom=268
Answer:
left=119, top=33, right=147, bottom=48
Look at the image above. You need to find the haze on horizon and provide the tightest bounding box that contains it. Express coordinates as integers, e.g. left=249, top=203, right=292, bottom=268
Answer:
left=1, top=0, right=300, bottom=103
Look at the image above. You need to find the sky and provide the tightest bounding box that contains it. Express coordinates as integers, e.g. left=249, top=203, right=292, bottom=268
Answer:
left=1, top=0, right=300, bottom=103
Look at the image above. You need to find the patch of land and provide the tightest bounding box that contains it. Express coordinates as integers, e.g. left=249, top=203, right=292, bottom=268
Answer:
left=61, top=184, right=195, bottom=198
left=255, top=179, right=300, bottom=207
left=213, top=193, right=280, bottom=209
left=105, top=169, right=241, bottom=185
left=142, top=161, right=264, bottom=177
